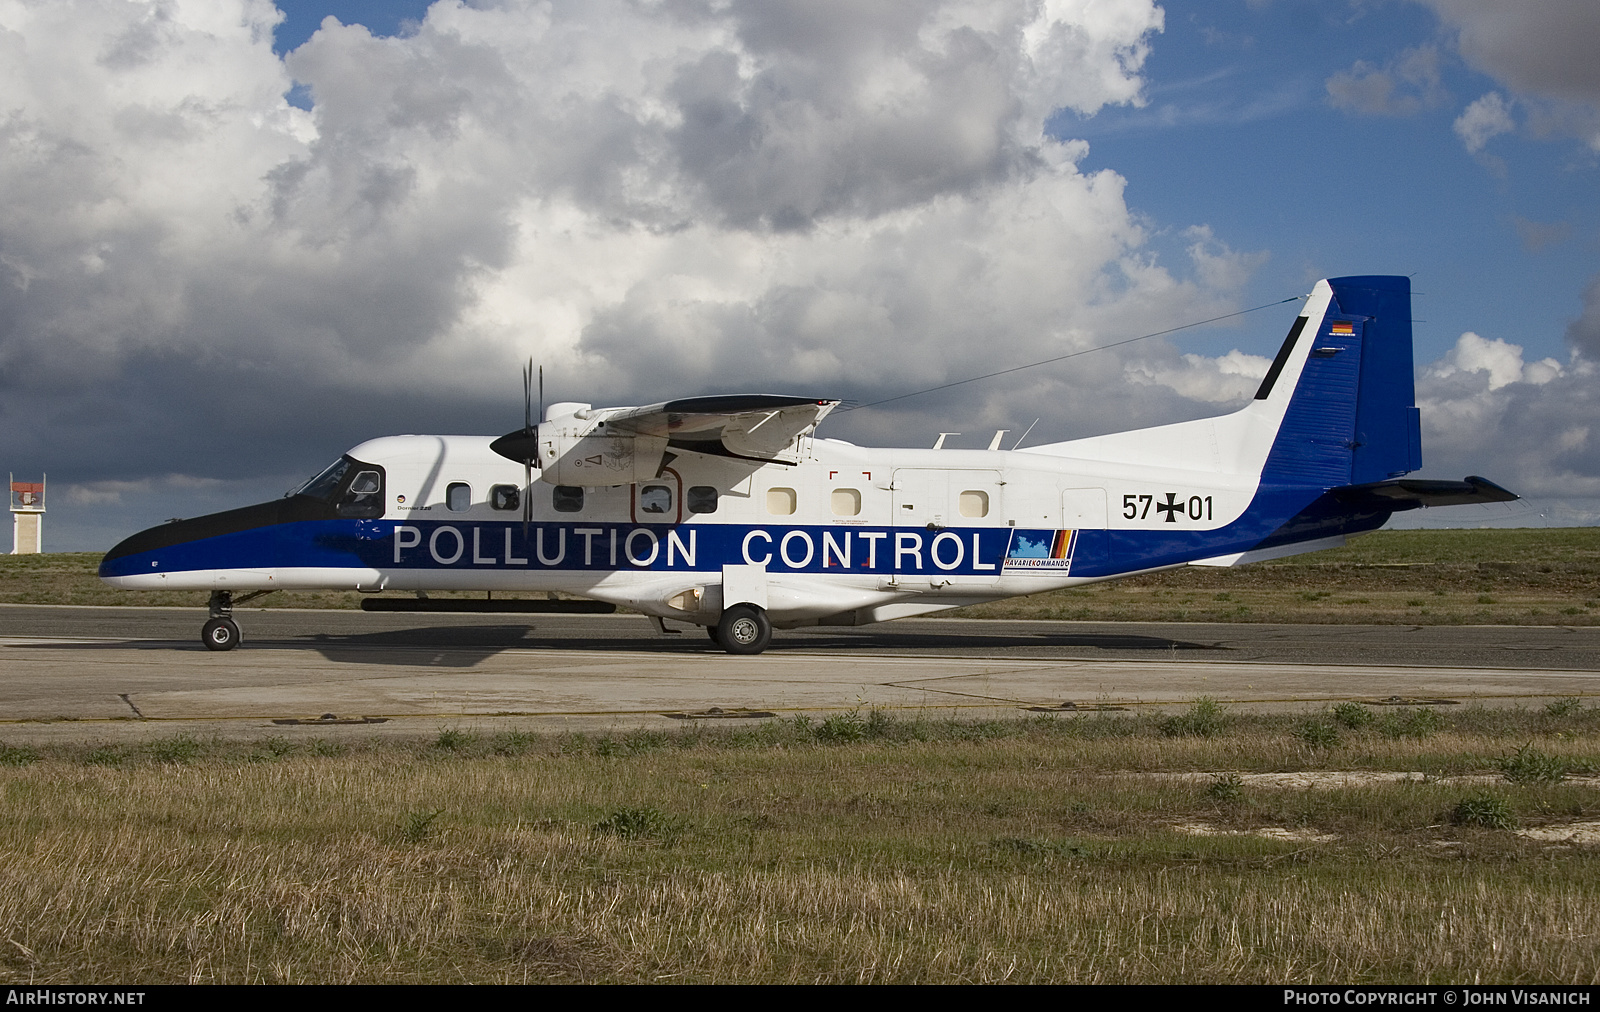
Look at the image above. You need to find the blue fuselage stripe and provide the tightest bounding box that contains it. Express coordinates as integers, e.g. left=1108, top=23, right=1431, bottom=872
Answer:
left=97, top=484, right=1389, bottom=582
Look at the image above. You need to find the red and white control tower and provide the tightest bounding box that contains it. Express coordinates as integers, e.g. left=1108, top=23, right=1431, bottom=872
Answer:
left=10, top=475, right=44, bottom=554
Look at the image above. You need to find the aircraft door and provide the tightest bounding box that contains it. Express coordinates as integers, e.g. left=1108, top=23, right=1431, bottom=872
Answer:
left=1062, top=487, right=1109, bottom=573
left=891, top=469, right=950, bottom=531
left=892, top=469, right=1003, bottom=527
left=1002, top=468, right=1061, bottom=529
left=891, top=469, right=1005, bottom=580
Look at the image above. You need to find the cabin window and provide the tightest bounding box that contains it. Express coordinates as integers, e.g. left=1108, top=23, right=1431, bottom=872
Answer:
left=490, top=484, right=521, bottom=511
left=639, top=484, right=673, bottom=516
left=446, top=482, right=472, bottom=512
left=766, top=488, right=797, bottom=516
left=687, top=486, right=718, bottom=514
left=553, top=485, right=584, bottom=513
left=959, top=490, right=989, bottom=518
left=831, top=488, right=861, bottom=517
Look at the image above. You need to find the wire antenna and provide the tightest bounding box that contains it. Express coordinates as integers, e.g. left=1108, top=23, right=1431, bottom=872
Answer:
left=839, top=296, right=1304, bottom=413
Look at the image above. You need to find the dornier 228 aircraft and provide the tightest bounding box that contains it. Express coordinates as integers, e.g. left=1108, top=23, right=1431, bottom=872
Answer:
left=100, top=276, right=1515, bottom=654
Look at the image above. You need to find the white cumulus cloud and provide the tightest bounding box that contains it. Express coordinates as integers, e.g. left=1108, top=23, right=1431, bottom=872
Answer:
left=1417, top=331, right=1598, bottom=498
left=1453, top=91, right=1515, bottom=153
left=1126, top=347, right=1270, bottom=404
left=1425, top=331, right=1562, bottom=390
left=8, top=0, right=1286, bottom=547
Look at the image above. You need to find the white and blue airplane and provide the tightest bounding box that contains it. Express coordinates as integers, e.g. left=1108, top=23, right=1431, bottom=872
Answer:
left=100, top=275, right=1514, bottom=653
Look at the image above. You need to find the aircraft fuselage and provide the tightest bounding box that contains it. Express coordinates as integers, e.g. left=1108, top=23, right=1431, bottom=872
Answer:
left=97, top=431, right=1377, bottom=630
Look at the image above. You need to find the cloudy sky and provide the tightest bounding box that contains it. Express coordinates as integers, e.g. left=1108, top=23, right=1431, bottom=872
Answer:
left=3, top=0, right=1597, bottom=550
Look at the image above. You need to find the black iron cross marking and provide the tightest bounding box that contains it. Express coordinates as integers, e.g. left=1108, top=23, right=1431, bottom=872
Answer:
left=1154, top=492, right=1182, bottom=523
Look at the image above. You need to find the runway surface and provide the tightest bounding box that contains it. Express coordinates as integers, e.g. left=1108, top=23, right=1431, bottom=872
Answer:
left=2, top=604, right=1598, bottom=742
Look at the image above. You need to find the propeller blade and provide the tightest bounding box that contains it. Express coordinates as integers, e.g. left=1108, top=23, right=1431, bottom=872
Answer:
left=495, top=357, right=542, bottom=464
left=502, top=358, right=545, bottom=537
left=523, top=359, right=532, bottom=435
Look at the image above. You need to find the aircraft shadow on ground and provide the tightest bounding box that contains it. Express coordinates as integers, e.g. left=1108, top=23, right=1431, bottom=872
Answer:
left=282, top=625, right=1226, bottom=665
left=33, top=625, right=1225, bottom=666
left=292, top=625, right=1225, bottom=665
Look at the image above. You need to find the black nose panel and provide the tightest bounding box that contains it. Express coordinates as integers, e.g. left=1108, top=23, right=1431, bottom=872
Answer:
left=102, top=495, right=339, bottom=563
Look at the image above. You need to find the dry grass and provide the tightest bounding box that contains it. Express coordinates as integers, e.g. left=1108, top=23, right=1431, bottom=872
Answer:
left=0, top=705, right=1598, bottom=983
left=8, top=528, right=1599, bottom=624
left=953, top=527, right=1600, bottom=625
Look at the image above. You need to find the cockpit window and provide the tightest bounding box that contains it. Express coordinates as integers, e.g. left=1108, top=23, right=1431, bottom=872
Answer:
left=297, top=459, right=351, bottom=502
left=298, top=456, right=385, bottom=517
left=337, top=463, right=386, bottom=518
left=336, top=470, right=384, bottom=519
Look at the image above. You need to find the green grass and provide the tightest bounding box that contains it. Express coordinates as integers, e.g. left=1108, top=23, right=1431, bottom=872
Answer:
left=1160, top=696, right=1230, bottom=738
left=1497, top=744, right=1570, bottom=783
left=1295, top=718, right=1342, bottom=750
left=1205, top=772, right=1246, bottom=802
left=8, top=528, right=1600, bottom=625
left=1451, top=793, right=1517, bottom=830
left=0, top=704, right=1597, bottom=983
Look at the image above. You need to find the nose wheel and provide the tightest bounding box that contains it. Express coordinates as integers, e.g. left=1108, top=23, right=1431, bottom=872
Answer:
left=202, top=617, right=241, bottom=651
left=201, top=589, right=275, bottom=651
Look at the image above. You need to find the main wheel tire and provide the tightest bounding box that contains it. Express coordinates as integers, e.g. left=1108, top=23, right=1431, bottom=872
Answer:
left=706, top=624, right=723, bottom=648
left=716, top=604, right=771, bottom=655
left=202, top=617, right=241, bottom=651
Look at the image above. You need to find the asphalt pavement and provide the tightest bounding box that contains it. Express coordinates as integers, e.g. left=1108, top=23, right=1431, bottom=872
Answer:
left=1, top=605, right=1597, bottom=743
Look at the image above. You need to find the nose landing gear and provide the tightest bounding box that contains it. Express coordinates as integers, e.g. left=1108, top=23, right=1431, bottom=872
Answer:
left=201, top=589, right=276, bottom=651
left=202, top=615, right=240, bottom=651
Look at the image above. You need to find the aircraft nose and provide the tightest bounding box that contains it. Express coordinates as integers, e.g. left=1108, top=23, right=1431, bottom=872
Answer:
left=99, top=515, right=217, bottom=580
left=98, top=497, right=326, bottom=580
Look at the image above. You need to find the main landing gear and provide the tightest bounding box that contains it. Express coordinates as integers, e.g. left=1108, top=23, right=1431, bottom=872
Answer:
left=201, top=589, right=275, bottom=651
left=713, top=604, right=772, bottom=655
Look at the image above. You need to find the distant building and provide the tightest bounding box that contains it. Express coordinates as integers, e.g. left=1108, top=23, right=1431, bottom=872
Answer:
left=10, top=476, right=44, bottom=554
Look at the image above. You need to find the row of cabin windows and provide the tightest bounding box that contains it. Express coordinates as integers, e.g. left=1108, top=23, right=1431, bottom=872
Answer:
left=439, top=482, right=719, bottom=515
left=766, top=487, right=990, bottom=518
left=437, top=482, right=989, bottom=519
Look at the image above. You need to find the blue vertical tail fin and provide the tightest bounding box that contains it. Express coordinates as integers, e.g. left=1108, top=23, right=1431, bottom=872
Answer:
left=1258, top=275, right=1422, bottom=488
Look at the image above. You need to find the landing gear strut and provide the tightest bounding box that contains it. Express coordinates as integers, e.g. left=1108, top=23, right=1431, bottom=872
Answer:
left=201, top=589, right=276, bottom=651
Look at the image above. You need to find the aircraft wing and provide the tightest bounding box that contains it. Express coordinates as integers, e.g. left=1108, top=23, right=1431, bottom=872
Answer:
left=601, top=395, right=839, bottom=461
left=1333, top=475, right=1518, bottom=511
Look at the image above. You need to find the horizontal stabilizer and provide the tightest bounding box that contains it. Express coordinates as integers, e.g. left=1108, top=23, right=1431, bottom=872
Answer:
left=1333, top=475, right=1518, bottom=511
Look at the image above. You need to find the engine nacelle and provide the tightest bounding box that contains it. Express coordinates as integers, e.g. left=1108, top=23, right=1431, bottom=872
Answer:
left=538, top=412, right=668, bottom=485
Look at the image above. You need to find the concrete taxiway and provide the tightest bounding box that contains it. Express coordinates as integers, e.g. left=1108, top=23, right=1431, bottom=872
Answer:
left=1, top=604, right=1598, bottom=742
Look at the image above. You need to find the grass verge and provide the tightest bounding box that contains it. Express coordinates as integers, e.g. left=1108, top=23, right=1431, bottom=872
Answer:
left=0, top=702, right=1598, bottom=983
